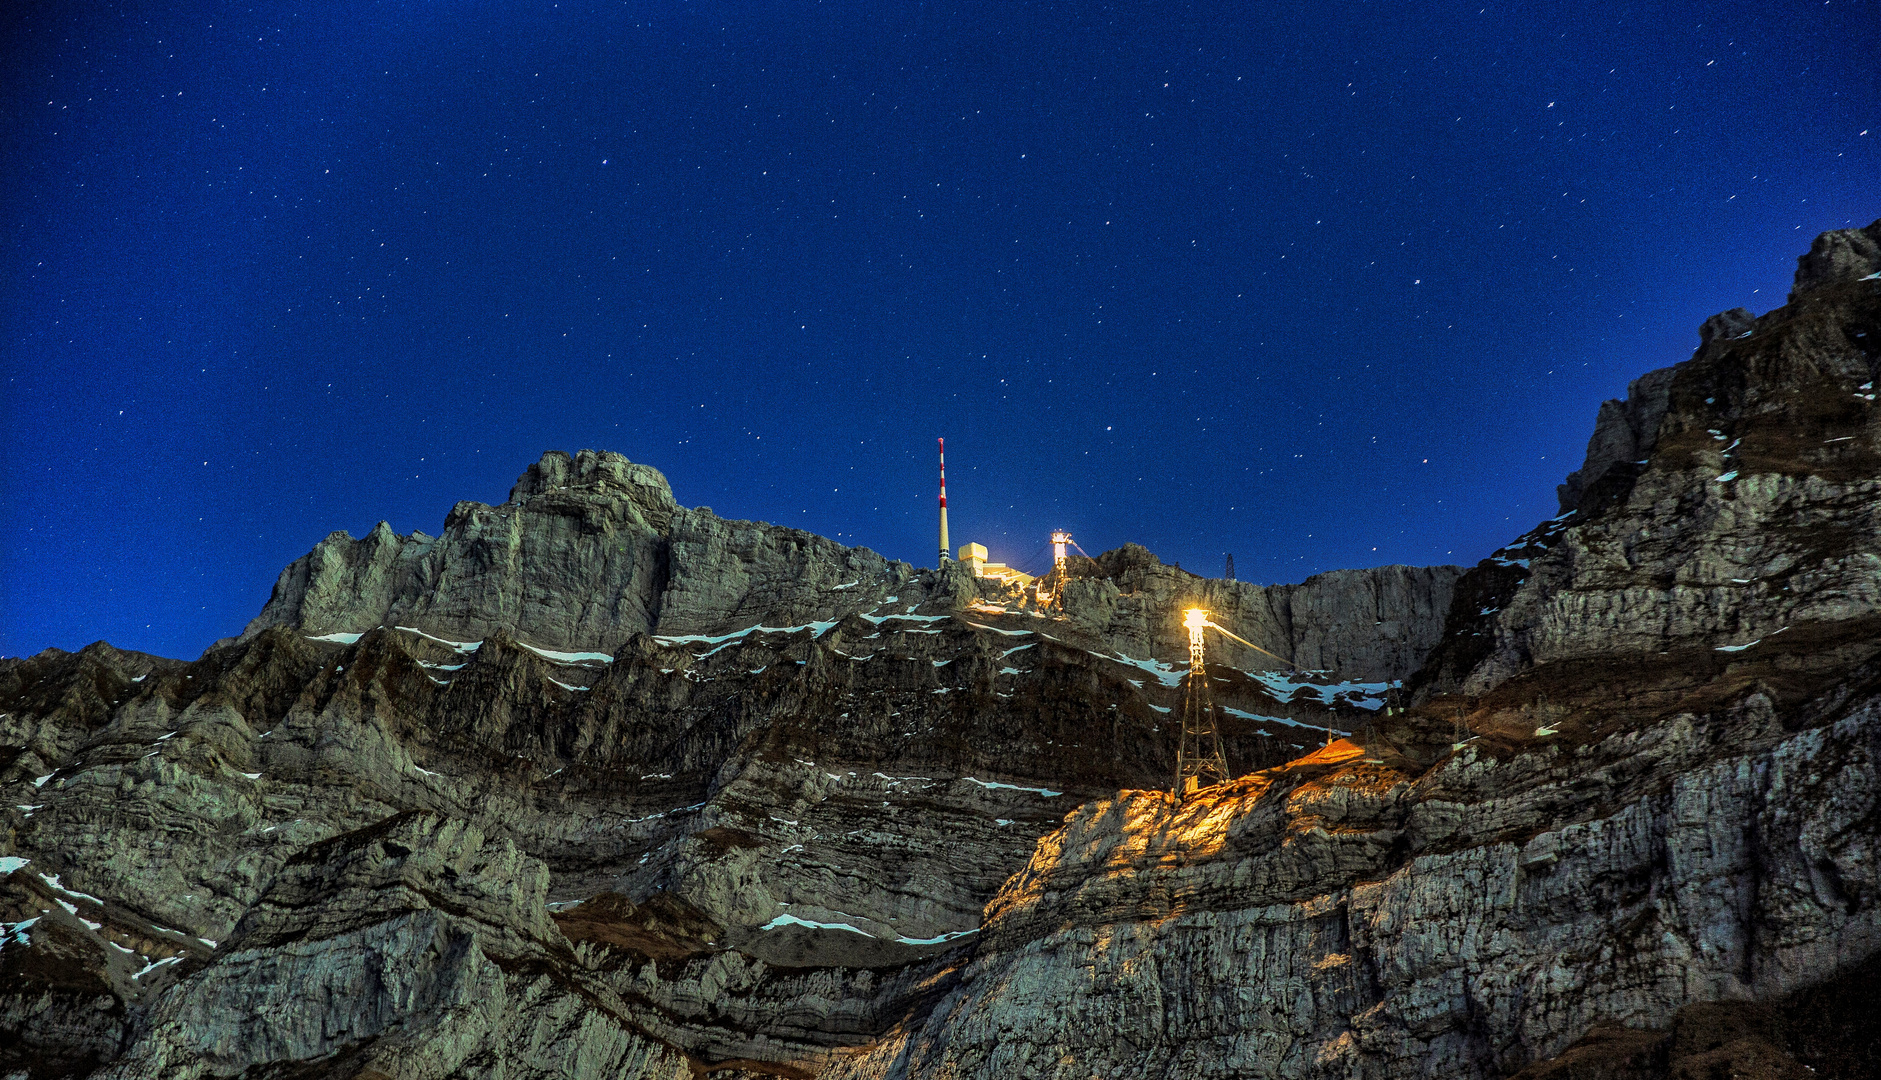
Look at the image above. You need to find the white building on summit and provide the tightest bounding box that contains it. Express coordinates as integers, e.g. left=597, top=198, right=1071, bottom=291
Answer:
left=955, top=542, right=1034, bottom=586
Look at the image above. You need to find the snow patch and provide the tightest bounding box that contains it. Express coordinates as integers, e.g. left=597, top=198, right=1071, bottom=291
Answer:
left=1248, top=671, right=1396, bottom=711
left=861, top=612, right=950, bottom=626
left=306, top=631, right=364, bottom=644
left=963, top=621, right=1032, bottom=637
left=1094, top=651, right=1185, bottom=687
left=39, top=874, right=105, bottom=905
left=655, top=621, right=839, bottom=654
left=961, top=776, right=1062, bottom=797
left=132, top=956, right=184, bottom=980
left=1222, top=706, right=1333, bottom=732
left=760, top=912, right=873, bottom=937
left=894, top=928, right=979, bottom=945
left=518, top=642, right=615, bottom=665
left=394, top=627, right=483, bottom=653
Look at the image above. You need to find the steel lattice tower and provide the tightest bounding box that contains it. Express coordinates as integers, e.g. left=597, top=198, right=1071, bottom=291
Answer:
left=1175, top=610, right=1231, bottom=795
left=1038, top=530, right=1073, bottom=610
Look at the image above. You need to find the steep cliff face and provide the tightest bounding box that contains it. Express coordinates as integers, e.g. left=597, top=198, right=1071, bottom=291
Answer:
left=2, top=488, right=1431, bottom=1076
left=2, top=223, right=1877, bottom=1080
left=1418, top=219, right=1881, bottom=701
left=833, top=651, right=1881, bottom=1078
left=821, top=220, right=1881, bottom=1080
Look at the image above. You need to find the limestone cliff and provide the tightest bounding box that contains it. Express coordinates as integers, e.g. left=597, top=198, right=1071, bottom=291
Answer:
left=241, top=445, right=1456, bottom=691
left=3, top=222, right=1878, bottom=1080
left=827, top=219, right=1881, bottom=1080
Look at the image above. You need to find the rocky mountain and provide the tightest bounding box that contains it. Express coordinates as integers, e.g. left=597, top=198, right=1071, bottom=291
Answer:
left=239, top=446, right=1459, bottom=685
left=3, top=220, right=1878, bottom=1079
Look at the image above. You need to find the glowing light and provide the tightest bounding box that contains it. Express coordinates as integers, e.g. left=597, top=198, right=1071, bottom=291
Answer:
left=1184, top=608, right=1209, bottom=630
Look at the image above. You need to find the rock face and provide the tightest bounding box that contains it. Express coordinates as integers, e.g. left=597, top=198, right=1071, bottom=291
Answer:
left=1790, top=218, right=1881, bottom=302
left=3, top=223, right=1879, bottom=1080
left=241, top=448, right=923, bottom=652
left=1429, top=218, right=1881, bottom=700
left=2, top=514, right=1420, bottom=1077
left=244, top=449, right=1456, bottom=688
left=834, top=662, right=1881, bottom=1078
left=1053, top=544, right=1462, bottom=682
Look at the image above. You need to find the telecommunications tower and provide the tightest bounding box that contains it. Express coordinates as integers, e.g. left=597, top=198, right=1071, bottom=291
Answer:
left=938, top=438, right=950, bottom=565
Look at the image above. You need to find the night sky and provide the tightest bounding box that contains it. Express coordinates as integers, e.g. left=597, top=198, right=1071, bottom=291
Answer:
left=3, top=2, right=1877, bottom=661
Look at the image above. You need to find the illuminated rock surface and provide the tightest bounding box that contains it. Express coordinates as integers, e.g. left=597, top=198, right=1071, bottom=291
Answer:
left=2, top=222, right=1878, bottom=1078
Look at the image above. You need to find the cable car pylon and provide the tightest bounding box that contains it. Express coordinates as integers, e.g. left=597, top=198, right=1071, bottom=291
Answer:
left=1175, top=607, right=1297, bottom=797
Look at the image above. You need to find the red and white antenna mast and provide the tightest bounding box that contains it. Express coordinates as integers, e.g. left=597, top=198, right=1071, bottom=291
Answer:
left=938, top=438, right=951, bottom=565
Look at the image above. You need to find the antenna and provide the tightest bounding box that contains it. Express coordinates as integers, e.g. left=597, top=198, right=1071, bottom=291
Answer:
left=1225, top=553, right=1235, bottom=581
left=938, top=438, right=950, bottom=566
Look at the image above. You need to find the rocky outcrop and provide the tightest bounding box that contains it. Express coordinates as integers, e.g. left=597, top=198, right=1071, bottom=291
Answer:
left=92, top=810, right=697, bottom=1080
left=4, top=580, right=1395, bottom=1077
left=240, top=448, right=923, bottom=653
left=243, top=450, right=1456, bottom=690
left=1554, top=366, right=1677, bottom=516
left=1430, top=221, right=1881, bottom=699
left=1790, top=218, right=1881, bottom=302
left=826, top=221, right=1881, bottom=1080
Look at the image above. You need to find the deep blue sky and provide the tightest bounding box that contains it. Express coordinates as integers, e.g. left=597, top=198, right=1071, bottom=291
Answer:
left=3, top=1, right=1877, bottom=660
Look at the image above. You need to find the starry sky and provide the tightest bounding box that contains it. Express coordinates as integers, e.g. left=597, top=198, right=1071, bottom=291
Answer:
left=3, top=1, right=1877, bottom=660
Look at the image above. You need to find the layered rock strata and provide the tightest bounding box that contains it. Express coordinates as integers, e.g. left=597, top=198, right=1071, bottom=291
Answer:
left=2, top=557, right=1404, bottom=1077
left=822, top=219, right=1881, bottom=1079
